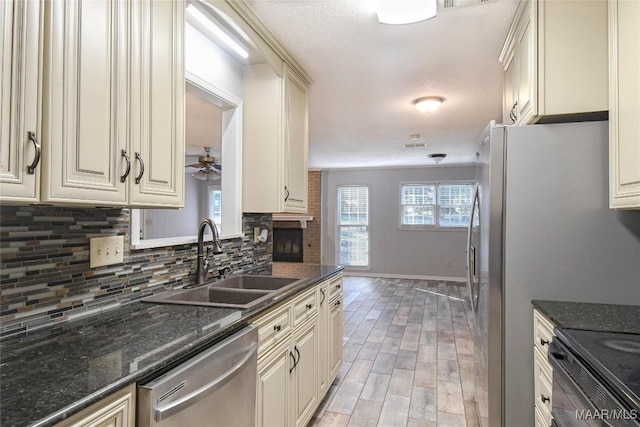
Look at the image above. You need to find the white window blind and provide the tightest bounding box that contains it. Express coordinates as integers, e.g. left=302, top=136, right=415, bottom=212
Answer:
left=208, top=187, right=222, bottom=229
left=337, top=186, right=369, bottom=267
left=438, top=184, right=473, bottom=227
left=400, top=182, right=473, bottom=228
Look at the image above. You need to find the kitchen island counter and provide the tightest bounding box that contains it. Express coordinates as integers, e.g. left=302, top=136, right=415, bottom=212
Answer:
left=0, top=265, right=343, bottom=427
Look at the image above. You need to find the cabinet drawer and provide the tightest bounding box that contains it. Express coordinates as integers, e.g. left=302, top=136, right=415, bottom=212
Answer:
left=292, top=287, right=318, bottom=328
left=328, top=276, right=343, bottom=301
left=534, top=404, right=551, bottom=427
left=254, top=304, right=291, bottom=356
left=533, top=309, right=554, bottom=355
left=534, top=347, right=553, bottom=419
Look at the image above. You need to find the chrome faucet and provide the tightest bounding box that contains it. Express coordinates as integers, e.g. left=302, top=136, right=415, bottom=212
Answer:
left=194, top=219, right=224, bottom=287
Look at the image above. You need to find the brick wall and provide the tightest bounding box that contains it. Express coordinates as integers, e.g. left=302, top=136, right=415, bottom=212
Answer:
left=0, top=206, right=272, bottom=337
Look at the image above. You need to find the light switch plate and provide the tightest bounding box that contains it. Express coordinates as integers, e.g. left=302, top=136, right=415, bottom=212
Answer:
left=90, top=236, right=124, bottom=268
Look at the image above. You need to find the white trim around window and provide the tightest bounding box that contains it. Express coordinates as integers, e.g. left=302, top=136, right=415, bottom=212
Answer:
left=399, top=181, right=474, bottom=230
left=336, top=185, right=370, bottom=268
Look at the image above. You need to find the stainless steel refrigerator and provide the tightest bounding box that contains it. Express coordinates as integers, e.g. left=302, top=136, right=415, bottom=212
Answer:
left=466, top=120, right=640, bottom=427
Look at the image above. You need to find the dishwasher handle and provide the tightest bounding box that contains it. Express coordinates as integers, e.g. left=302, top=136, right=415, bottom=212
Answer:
left=154, top=342, right=257, bottom=422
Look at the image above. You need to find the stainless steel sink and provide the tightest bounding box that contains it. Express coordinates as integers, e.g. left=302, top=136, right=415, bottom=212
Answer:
left=213, top=275, right=305, bottom=291
left=142, top=275, right=307, bottom=309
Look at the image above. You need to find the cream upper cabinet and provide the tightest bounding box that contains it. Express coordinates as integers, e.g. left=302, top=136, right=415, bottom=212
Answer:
left=243, top=62, right=309, bottom=214
left=283, top=66, right=309, bottom=212
left=609, top=0, right=640, bottom=209
left=5, top=0, right=184, bottom=208
left=499, top=0, right=608, bottom=125
left=41, top=0, right=129, bottom=205
left=0, top=0, right=42, bottom=202
left=129, top=0, right=184, bottom=207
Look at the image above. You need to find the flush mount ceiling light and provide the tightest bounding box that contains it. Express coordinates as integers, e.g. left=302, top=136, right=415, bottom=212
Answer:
left=413, top=96, right=444, bottom=112
left=375, top=0, right=437, bottom=24
left=428, top=153, right=447, bottom=163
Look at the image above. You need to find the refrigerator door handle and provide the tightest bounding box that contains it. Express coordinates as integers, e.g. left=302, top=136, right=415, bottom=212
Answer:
left=466, top=184, right=479, bottom=313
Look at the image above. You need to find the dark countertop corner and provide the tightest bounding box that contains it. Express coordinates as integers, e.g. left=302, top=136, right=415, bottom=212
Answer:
left=532, top=299, right=640, bottom=334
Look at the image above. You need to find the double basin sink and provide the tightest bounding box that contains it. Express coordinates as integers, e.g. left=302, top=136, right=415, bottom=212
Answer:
left=142, top=275, right=308, bottom=309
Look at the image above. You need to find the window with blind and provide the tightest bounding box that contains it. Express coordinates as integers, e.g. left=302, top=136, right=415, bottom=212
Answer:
left=400, top=182, right=473, bottom=228
left=337, top=185, right=369, bottom=267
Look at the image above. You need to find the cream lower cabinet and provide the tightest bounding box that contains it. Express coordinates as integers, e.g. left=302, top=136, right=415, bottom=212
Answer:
left=609, top=0, right=640, bottom=209
left=1, top=0, right=184, bottom=208
left=328, top=294, right=344, bottom=381
left=533, top=309, right=555, bottom=427
left=500, top=0, right=608, bottom=125
left=0, top=0, right=42, bottom=202
left=255, top=273, right=343, bottom=427
left=55, top=384, right=135, bottom=427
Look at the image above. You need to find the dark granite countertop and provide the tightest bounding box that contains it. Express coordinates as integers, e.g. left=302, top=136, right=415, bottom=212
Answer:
left=0, top=266, right=343, bottom=427
left=532, top=300, right=640, bottom=334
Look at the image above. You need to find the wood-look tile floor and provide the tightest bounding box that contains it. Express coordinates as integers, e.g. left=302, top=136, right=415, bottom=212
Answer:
left=310, top=277, right=478, bottom=427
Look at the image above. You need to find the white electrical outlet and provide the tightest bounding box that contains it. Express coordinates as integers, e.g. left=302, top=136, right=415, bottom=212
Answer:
left=90, top=236, right=124, bottom=268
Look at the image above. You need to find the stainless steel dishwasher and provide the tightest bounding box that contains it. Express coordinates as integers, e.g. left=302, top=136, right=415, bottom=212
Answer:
left=138, top=325, right=258, bottom=426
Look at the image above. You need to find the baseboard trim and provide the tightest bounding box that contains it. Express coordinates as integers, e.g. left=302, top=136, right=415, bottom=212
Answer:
left=342, top=271, right=466, bottom=283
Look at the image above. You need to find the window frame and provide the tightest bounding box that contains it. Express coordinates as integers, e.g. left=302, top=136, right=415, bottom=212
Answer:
left=336, top=185, right=370, bottom=268
left=398, top=181, right=474, bottom=230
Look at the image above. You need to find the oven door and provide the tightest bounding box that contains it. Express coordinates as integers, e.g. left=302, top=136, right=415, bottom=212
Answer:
left=548, top=340, right=639, bottom=427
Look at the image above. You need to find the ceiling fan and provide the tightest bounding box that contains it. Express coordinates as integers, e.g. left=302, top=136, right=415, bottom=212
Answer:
left=186, top=147, right=221, bottom=181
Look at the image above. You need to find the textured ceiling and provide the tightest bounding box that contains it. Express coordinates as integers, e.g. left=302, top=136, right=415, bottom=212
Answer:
left=246, top=0, right=518, bottom=169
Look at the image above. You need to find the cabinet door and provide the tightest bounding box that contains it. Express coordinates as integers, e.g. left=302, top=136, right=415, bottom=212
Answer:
left=56, top=384, right=135, bottom=427
left=329, top=296, right=343, bottom=381
left=317, top=283, right=330, bottom=397
left=257, top=340, right=291, bottom=427
left=502, top=51, right=517, bottom=125
left=129, top=0, right=184, bottom=207
left=41, top=0, right=128, bottom=205
left=609, top=0, right=640, bottom=209
left=283, top=66, right=308, bottom=213
left=292, top=317, right=319, bottom=427
left=515, top=5, right=534, bottom=125
left=0, top=0, right=41, bottom=202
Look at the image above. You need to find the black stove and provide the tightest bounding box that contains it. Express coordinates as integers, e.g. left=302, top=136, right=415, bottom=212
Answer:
left=550, top=328, right=640, bottom=426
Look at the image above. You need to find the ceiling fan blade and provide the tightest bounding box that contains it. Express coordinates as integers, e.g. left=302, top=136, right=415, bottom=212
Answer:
left=186, top=162, right=206, bottom=168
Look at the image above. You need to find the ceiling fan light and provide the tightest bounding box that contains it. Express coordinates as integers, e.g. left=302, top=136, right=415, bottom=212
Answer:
left=414, top=96, right=444, bottom=112
left=375, top=0, right=437, bottom=25
left=193, top=170, right=220, bottom=181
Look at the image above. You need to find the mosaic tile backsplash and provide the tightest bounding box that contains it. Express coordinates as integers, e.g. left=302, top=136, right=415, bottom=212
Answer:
left=0, top=206, right=272, bottom=337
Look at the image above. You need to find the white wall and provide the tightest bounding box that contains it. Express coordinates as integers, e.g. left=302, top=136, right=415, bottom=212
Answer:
left=185, top=23, right=243, bottom=99
left=322, top=166, right=476, bottom=280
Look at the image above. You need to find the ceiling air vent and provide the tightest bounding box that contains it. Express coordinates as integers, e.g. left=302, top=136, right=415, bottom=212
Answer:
left=438, top=0, right=490, bottom=10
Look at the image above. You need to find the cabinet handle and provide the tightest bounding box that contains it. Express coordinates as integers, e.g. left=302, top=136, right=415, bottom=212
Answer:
left=26, top=132, right=41, bottom=174
left=294, top=346, right=300, bottom=366
left=541, top=395, right=550, bottom=404
left=273, top=324, right=281, bottom=332
left=320, top=289, right=326, bottom=305
left=306, top=303, right=313, bottom=310
left=284, top=186, right=290, bottom=202
left=289, top=351, right=296, bottom=373
left=120, top=150, right=131, bottom=182
left=334, top=300, right=341, bottom=307
left=134, top=152, right=145, bottom=184
left=539, top=338, right=549, bottom=346
left=336, top=284, right=341, bottom=289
